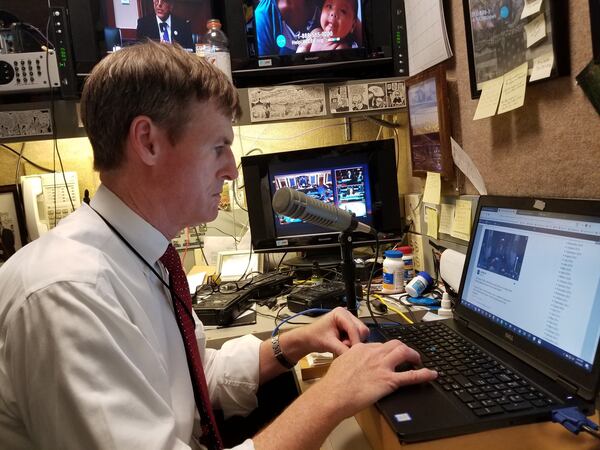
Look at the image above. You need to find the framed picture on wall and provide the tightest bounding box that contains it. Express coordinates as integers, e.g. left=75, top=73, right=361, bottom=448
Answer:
left=0, top=185, right=26, bottom=264
left=406, top=63, right=453, bottom=179
left=463, top=0, right=570, bottom=98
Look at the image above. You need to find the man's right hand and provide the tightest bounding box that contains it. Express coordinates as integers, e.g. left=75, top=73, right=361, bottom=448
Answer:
left=253, top=339, right=437, bottom=450
left=313, top=340, right=437, bottom=420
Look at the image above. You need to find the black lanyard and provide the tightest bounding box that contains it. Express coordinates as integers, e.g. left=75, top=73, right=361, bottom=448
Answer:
left=88, top=204, right=195, bottom=323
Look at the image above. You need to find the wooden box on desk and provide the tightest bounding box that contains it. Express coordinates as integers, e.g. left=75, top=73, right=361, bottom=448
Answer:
left=299, top=356, right=331, bottom=381
left=355, top=405, right=600, bottom=450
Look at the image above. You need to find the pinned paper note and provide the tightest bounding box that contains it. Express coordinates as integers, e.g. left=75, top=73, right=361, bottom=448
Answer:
left=422, top=172, right=441, bottom=204
left=498, top=62, right=529, bottom=114
left=473, top=76, right=504, bottom=120
left=451, top=138, right=488, bottom=195
left=525, top=13, right=546, bottom=48
left=451, top=200, right=472, bottom=241
left=521, top=0, right=543, bottom=19
left=529, top=52, right=554, bottom=82
left=439, top=203, right=455, bottom=235
left=425, top=207, right=439, bottom=239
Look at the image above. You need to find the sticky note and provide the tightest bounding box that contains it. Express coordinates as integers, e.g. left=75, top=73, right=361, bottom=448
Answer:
left=426, top=207, right=439, bottom=239
left=473, top=76, right=504, bottom=120
left=529, top=52, right=554, bottom=82
left=451, top=200, right=472, bottom=241
left=498, top=62, right=529, bottom=114
left=422, top=172, right=441, bottom=205
left=525, top=13, right=546, bottom=48
left=439, top=203, right=455, bottom=235
left=521, top=0, right=543, bottom=20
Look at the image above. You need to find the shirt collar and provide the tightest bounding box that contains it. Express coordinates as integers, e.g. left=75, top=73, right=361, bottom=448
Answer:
left=156, top=14, right=172, bottom=29
left=90, top=184, right=169, bottom=265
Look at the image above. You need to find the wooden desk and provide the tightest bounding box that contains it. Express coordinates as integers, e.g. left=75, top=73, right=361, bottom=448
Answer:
left=201, top=290, right=599, bottom=450
left=355, top=404, right=600, bottom=450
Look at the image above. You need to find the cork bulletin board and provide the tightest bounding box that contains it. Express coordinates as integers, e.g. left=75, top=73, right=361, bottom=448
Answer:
left=439, top=0, right=600, bottom=199
left=463, top=0, right=570, bottom=98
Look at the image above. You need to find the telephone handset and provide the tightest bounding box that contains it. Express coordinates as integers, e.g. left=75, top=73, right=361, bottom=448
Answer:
left=20, top=172, right=81, bottom=241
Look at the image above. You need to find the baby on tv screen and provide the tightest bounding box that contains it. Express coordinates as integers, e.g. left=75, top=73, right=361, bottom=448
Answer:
left=253, top=0, right=364, bottom=57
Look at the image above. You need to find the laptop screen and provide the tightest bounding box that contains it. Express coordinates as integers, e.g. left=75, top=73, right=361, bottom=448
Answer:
left=460, top=206, right=600, bottom=373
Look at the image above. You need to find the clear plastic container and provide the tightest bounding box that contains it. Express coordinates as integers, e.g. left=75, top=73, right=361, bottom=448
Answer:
left=196, top=19, right=232, bottom=81
left=382, top=250, right=405, bottom=294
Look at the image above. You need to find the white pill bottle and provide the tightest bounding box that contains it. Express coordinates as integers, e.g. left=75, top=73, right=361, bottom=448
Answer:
left=382, top=250, right=405, bottom=294
left=405, top=271, right=434, bottom=298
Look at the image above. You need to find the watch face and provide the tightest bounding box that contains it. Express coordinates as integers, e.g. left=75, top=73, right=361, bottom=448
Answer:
left=272, top=334, right=295, bottom=369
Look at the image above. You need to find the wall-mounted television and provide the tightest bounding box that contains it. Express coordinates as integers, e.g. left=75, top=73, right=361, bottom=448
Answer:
left=217, top=0, right=409, bottom=87
left=241, top=139, right=404, bottom=259
left=1, top=0, right=215, bottom=99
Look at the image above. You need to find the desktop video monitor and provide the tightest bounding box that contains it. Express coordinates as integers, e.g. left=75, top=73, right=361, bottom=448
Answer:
left=241, top=139, right=404, bottom=258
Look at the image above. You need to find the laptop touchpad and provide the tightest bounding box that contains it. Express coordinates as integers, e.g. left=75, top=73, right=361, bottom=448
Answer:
left=377, top=382, right=469, bottom=439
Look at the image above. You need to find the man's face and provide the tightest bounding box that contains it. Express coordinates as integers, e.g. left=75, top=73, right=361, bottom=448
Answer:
left=153, top=0, right=173, bottom=21
left=320, top=0, right=355, bottom=39
left=156, top=100, right=238, bottom=228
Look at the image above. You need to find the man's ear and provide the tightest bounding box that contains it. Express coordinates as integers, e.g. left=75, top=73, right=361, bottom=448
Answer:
left=129, top=115, right=164, bottom=166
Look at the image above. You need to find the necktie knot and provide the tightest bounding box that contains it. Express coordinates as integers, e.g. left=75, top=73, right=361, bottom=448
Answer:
left=160, top=243, right=180, bottom=274
left=159, top=22, right=170, bottom=42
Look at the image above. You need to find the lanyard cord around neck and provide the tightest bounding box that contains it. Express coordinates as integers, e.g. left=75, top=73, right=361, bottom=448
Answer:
left=88, top=204, right=195, bottom=323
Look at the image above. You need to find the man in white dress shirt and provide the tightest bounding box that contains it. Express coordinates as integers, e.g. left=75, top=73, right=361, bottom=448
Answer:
left=0, top=41, right=436, bottom=450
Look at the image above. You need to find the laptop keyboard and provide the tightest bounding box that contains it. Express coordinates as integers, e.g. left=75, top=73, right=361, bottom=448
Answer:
left=383, top=322, right=556, bottom=417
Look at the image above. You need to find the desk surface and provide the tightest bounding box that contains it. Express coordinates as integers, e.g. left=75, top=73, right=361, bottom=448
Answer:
left=203, top=301, right=599, bottom=450
left=355, top=404, right=600, bottom=450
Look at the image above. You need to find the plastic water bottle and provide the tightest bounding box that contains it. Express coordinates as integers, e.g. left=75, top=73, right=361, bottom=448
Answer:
left=196, top=18, right=232, bottom=81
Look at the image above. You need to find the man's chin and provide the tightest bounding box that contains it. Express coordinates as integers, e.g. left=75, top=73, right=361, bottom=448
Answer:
left=204, top=210, right=219, bottom=224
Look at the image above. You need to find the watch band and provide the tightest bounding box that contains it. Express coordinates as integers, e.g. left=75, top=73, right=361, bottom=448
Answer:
left=271, top=333, right=295, bottom=369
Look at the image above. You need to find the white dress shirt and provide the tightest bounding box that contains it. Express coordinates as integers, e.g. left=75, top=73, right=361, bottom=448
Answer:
left=0, top=185, right=259, bottom=450
left=156, top=15, right=172, bottom=42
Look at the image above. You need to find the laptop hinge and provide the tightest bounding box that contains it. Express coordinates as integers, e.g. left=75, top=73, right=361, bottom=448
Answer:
left=455, top=316, right=469, bottom=327
left=556, top=377, right=579, bottom=395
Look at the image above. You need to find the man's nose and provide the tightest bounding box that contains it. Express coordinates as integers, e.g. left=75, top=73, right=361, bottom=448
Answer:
left=223, top=149, right=239, bottom=181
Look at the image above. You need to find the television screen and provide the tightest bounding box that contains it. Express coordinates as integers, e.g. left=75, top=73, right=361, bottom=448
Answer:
left=0, top=0, right=215, bottom=97
left=271, top=161, right=372, bottom=237
left=221, top=0, right=407, bottom=87
left=253, top=0, right=364, bottom=57
left=101, top=0, right=214, bottom=53
left=242, top=139, right=403, bottom=254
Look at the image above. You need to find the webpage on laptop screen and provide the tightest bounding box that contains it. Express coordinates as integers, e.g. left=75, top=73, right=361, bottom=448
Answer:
left=461, top=207, right=600, bottom=372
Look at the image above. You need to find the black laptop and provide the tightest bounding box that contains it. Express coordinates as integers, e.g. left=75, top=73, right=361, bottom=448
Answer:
left=371, top=195, right=600, bottom=443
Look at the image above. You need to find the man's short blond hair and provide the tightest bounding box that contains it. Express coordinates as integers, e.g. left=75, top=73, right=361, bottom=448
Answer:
left=81, top=41, right=241, bottom=172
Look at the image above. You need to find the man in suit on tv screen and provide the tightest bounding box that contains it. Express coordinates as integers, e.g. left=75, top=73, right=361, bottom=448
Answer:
left=137, top=0, right=194, bottom=50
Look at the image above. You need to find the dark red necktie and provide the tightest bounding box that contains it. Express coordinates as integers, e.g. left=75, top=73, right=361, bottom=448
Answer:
left=160, top=244, right=223, bottom=450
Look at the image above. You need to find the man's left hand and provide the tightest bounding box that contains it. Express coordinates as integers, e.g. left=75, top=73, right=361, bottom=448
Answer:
left=295, top=307, right=370, bottom=356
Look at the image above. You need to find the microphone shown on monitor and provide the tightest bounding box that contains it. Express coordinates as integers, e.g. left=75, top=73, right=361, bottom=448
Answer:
left=272, top=187, right=378, bottom=236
